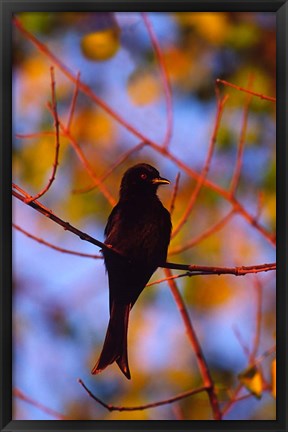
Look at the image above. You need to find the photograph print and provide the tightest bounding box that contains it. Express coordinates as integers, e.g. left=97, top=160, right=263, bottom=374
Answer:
left=12, top=11, right=276, bottom=422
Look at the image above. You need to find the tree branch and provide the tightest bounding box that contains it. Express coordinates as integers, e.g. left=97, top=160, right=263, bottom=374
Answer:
left=12, top=182, right=276, bottom=277
left=169, top=171, right=180, bottom=215
left=216, top=78, right=276, bottom=103
left=78, top=378, right=208, bottom=412
left=141, top=12, right=173, bottom=149
left=24, top=67, right=60, bottom=204
left=172, top=93, right=229, bottom=238
left=13, top=388, right=68, bottom=420
left=229, top=75, right=253, bottom=195
left=164, top=268, right=222, bottom=420
left=13, top=223, right=102, bottom=259
left=73, top=141, right=147, bottom=195
left=13, top=15, right=276, bottom=247
left=163, top=261, right=276, bottom=276
left=66, top=70, right=81, bottom=131
left=169, top=209, right=235, bottom=255
left=45, top=104, right=116, bottom=206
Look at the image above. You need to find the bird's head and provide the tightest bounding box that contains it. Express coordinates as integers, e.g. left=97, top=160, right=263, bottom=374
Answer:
left=120, top=163, right=170, bottom=198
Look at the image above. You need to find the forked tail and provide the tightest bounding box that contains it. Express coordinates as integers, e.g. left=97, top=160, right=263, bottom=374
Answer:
left=91, top=302, right=131, bottom=379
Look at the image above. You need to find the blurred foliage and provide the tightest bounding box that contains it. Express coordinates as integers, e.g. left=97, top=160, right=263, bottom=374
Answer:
left=238, top=365, right=263, bottom=399
left=12, top=11, right=276, bottom=421
left=81, top=28, right=120, bottom=61
left=127, top=69, right=161, bottom=106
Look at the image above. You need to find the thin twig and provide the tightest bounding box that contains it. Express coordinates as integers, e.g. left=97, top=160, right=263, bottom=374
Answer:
left=12, top=15, right=152, bottom=144
left=73, top=141, right=147, bottom=194
left=216, top=78, right=276, bottom=103
left=12, top=182, right=276, bottom=277
left=147, top=271, right=198, bottom=288
left=255, top=191, right=264, bottom=222
left=13, top=223, right=103, bottom=259
left=45, top=104, right=116, bottom=206
left=25, top=67, right=60, bottom=204
left=66, top=70, right=81, bottom=131
left=78, top=378, right=208, bottom=412
left=233, top=326, right=250, bottom=359
left=229, top=75, right=253, bottom=195
left=172, top=94, right=229, bottom=238
left=169, top=209, right=235, bottom=255
left=16, top=131, right=63, bottom=139
left=222, top=345, right=276, bottom=417
left=169, top=172, right=180, bottom=215
left=253, top=345, right=276, bottom=366
left=13, top=16, right=276, bottom=247
left=150, top=145, right=276, bottom=246
left=12, top=183, right=115, bottom=255
left=222, top=383, right=245, bottom=417
left=250, top=278, right=263, bottom=362
left=141, top=12, right=173, bottom=149
left=13, top=388, right=68, bottom=420
left=163, top=261, right=276, bottom=276
left=164, top=268, right=222, bottom=420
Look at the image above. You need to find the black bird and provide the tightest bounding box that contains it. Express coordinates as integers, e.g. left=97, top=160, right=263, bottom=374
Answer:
left=91, top=163, right=172, bottom=379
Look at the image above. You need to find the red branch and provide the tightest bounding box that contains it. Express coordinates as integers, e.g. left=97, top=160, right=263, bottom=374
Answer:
left=13, top=223, right=102, bottom=259
left=216, top=78, right=276, bottom=103
left=24, top=67, right=60, bottom=204
left=250, top=278, right=263, bottom=361
left=169, top=172, right=180, bottom=215
left=12, top=15, right=275, bottom=248
left=172, top=94, right=229, bottom=238
left=229, top=75, right=253, bottom=195
left=141, top=12, right=173, bottom=149
left=169, top=209, right=235, bottom=255
left=164, top=268, right=222, bottom=420
left=12, top=182, right=276, bottom=277
left=66, top=70, right=81, bottom=131
left=73, top=141, right=147, bottom=195
left=78, top=378, right=208, bottom=411
left=45, top=104, right=116, bottom=206
left=13, top=388, right=68, bottom=420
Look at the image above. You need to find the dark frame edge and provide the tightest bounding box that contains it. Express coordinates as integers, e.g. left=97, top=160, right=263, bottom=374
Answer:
left=1, top=0, right=287, bottom=13
left=276, top=1, right=288, bottom=432
left=1, top=0, right=13, bottom=431
left=1, top=0, right=287, bottom=431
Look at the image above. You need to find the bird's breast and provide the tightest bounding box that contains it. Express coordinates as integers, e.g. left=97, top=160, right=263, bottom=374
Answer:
left=105, top=198, right=170, bottom=266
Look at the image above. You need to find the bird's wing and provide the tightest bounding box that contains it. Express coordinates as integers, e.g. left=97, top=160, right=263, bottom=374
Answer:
left=104, top=205, right=121, bottom=239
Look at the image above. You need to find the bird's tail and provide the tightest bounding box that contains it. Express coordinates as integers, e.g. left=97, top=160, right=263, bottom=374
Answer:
left=91, top=302, right=131, bottom=379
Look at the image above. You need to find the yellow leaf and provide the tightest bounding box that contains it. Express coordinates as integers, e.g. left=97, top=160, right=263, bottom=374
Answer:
left=81, top=28, right=120, bottom=61
left=271, top=359, right=276, bottom=398
left=71, top=108, right=115, bottom=146
left=19, top=135, right=68, bottom=189
left=163, top=46, right=192, bottom=83
left=238, top=365, right=263, bottom=399
left=176, top=12, right=229, bottom=45
left=127, top=70, right=161, bottom=106
left=186, top=276, right=232, bottom=310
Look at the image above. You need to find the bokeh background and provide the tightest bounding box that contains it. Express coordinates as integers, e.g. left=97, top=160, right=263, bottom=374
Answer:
left=12, top=12, right=276, bottom=420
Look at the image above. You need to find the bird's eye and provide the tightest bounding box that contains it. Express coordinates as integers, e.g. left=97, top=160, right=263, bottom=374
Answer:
left=140, top=173, right=147, bottom=180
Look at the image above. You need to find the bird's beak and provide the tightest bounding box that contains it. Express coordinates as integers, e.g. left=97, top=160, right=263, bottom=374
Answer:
left=152, top=176, right=170, bottom=185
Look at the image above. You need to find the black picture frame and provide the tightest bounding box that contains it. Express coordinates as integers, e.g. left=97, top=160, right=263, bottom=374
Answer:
left=1, top=1, right=287, bottom=431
